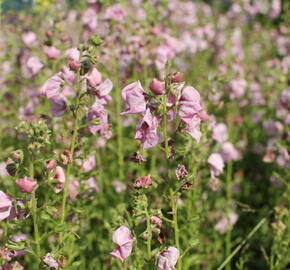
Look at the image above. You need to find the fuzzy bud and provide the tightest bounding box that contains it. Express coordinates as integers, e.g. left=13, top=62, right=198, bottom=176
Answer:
left=149, top=79, right=165, bottom=95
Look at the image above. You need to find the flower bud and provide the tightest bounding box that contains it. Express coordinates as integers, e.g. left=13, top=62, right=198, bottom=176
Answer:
left=171, top=72, right=183, bottom=83
left=16, top=177, right=37, bottom=194
left=46, top=159, right=57, bottom=172
left=149, top=79, right=165, bottom=95
left=69, top=61, right=80, bottom=71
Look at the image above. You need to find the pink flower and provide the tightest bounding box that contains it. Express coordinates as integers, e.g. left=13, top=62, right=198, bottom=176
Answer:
left=150, top=216, right=162, bottom=229
left=183, top=116, right=202, bottom=143
left=41, top=73, right=63, bottom=99
left=87, top=102, right=111, bottom=138
left=43, top=253, right=59, bottom=269
left=110, top=226, right=133, bottom=262
left=82, top=9, right=97, bottom=31
left=105, top=4, right=127, bottom=23
left=269, top=0, right=281, bottom=19
left=179, top=86, right=204, bottom=142
left=68, top=181, right=79, bottom=201
left=54, top=166, right=66, bottom=193
left=220, top=142, right=240, bottom=162
left=120, top=81, right=146, bottom=115
left=215, top=213, right=238, bottom=234
left=93, top=79, right=113, bottom=104
left=112, top=181, right=127, bottom=193
left=149, top=79, right=165, bottom=95
left=229, top=78, right=247, bottom=100
left=134, top=176, right=152, bottom=189
left=26, top=56, right=43, bottom=77
left=212, top=123, right=228, bottom=143
left=50, top=96, right=67, bottom=117
left=86, top=68, right=102, bottom=88
left=22, top=32, right=37, bottom=47
left=83, top=155, right=96, bottom=173
left=158, top=247, right=180, bottom=270
left=207, top=153, right=224, bottom=177
left=16, top=177, right=36, bottom=194
left=62, top=67, right=76, bottom=85
left=66, top=48, right=80, bottom=63
left=85, top=177, right=99, bottom=193
left=44, top=46, right=61, bottom=60
left=135, top=109, right=159, bottom=149
left=0, top=191, right=12, bottom=222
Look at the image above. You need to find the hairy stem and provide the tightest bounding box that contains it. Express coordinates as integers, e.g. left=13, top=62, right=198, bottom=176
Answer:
left=60, top=68, right=81, bottom=241
left=145, top=207, right=152, bottom=261
left=29, top=152, right=41, bottom=259
left=162, top=87, right=181, bottom=270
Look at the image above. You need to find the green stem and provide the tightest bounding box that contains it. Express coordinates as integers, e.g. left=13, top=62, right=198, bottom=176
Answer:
left=226, top=161, right=233, bottom=270
left=162, top=87, right=181, bottom=270
left=29, top=153, right=41, bottom=260
left=145, top=208, right=152, bottom=261
left=59, top=69, right=81, bottom=242
left=217, top=217, right=267, bottom=270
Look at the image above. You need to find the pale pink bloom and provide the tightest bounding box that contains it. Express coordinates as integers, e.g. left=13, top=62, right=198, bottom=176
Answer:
left=50, top=96, right=67, bottom=117
left=22, top=32, right=37, bottom=47
left=276, top=148, right=290, bottom=169
left=16, top=177, right=37, bottom=194
left=54, top=166, right=66, bottom=193
left=212, top=123, right=228, bottom=143
left=93, top=79, right=113, bottom=104
left=66, top=48, right=80, bottom=63
left=179, top=86, right=203, bottom=125
left=151, top=216, right=162, bottom=229
left=158, top=247, right=180, bottom=270
left=62, top=66, right=76, bottom=85
left=86, top=68, right=102, bottom=88
left=263, top=120, right=283, bottom=136
left=11, top=233, right=28, bottom=242
left=220, top=142, right=240, bottom=162
left=183, top=117, right=202, bottom=143
left=82, top=9, right=97, bottom=31
left=87, top=102, right=111, bottom=138
left=215, top=213, right=238, bottom=234
left=280, top=88, right=290, bottom=108
left=83, top=155, right=96, bottom=173
left=68, top=180, right=79, bottom=201
left=44, top=46, right=61, bottom=60
left=105, top=4, right=127, bottom=23
left=134, top=176, right=152, bottom=189
left=0, top=163, right=9, bottom=178
left=207, top=153, right=224, bottom=177
left=110, top=226, right=133, bottom=262
left=135, top=109, right=159, bottom=149
left=26, top=56, right=43, bottom=77
left=198, top=110, right=209, bottom=122
left=149, top=79, right=165, bottom=95
left=229, top=78, right=247, bottom=100
left=269, top=0, right=281, bottom=19
left=112, top=181, right=127, bottom=193
left=85, top=177, right=99, bottom=193
left=120, top=81, right=146, bottom=115
left=41, top=72, right=63, bottom=99
left=43, top=253, right=59, bottom=269
left=0, top=191, right=12, bottom=221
